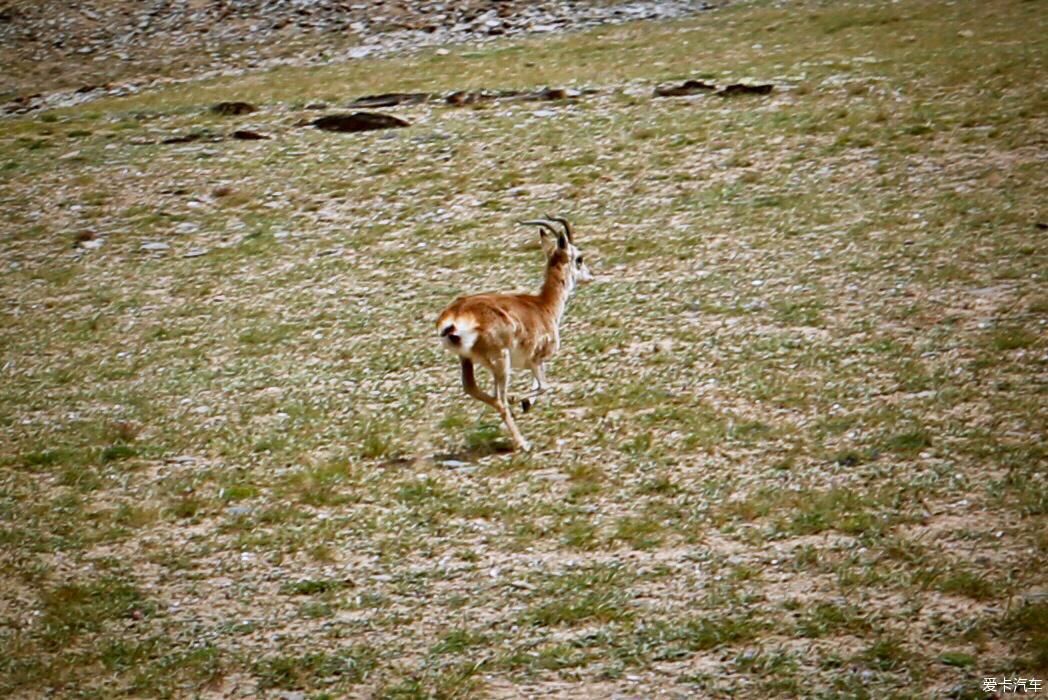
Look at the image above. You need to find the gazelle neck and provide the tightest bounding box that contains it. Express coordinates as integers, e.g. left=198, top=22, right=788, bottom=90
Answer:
left=539, top=257, right=574, bottom=323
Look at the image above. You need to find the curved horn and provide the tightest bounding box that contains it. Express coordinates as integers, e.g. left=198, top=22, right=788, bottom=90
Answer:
left=518, top=219, right=560, bottom=237
left=545, top=214, right=574, bottom=243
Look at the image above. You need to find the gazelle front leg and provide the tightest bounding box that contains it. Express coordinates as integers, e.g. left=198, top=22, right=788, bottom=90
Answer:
left=492, top=349, right=530, bottom=452
left=520, top=363, right=548, bottom=414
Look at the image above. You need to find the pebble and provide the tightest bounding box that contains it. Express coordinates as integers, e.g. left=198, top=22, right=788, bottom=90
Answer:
left=275, top=693, right=306, bottom=700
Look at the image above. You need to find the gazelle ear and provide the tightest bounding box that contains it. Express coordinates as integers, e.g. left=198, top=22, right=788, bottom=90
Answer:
left=557, top=233, right=567, bottom=250
left=539, top=229, right=557, bottom=256
left=519, top=219, right=561, bottom=256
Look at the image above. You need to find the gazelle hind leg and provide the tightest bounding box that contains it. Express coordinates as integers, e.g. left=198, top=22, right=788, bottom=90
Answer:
left=521, top=363, right=548, bottom=414
left=493, top=350, right=530, bottom=451
left=460, top=358, right=498, bottom=409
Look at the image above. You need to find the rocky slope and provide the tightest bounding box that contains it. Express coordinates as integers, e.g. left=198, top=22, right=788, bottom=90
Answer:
left=1, top=0, right=716, bottom=113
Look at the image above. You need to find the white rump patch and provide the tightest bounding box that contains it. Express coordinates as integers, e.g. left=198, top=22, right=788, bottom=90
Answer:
left=440, top=317, right=478, bottom=354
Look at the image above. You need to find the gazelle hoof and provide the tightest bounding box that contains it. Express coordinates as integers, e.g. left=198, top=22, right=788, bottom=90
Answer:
left=521, top=398, right=532, bottom=413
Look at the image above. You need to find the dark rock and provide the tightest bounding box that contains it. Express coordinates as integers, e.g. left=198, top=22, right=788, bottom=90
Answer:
left=312, top=112, right=410, bottom=132
left=161, top=129, right=223, bottom=144
left=653, top=79, right=716, bottom=97
left=348, top=92, right=431, bottom=108
left=232, top=129, right=270, bottom=140
left=525, top=86, right=572, bottom=101
left=74, top=231, right=103, bottom=250
left=717, top=83, right=774, bottom=97
left=445, top=90, right=506, bottom=106
left=210, top=101, right=257, bottom=116
left=445, top=87, right=582, bottom=106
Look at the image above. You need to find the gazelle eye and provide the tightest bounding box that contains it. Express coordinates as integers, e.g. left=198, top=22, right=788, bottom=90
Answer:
left=576, top=256, right=584, bottom=266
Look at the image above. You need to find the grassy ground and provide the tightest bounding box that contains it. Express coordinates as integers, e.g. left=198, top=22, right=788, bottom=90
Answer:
left=1, top=0, right=1046, bottom=697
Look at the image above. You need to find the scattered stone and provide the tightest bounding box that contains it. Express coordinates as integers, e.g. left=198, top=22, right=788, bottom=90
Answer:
left=653, top=79, right=716, bottom=97
left=212, top=185, right=234, bottom=198
left=304, top=102, right=328, bottom=110
left=347, top=46, right=374, bottom=59
left=440, top=459, right=471, bottom=468
left=274, top=692, right=305, bottom=700
left=174, top=222, right=199, bottom=234
left=232, top=129, right=270, bottom=140
left=717, top=83, right=774, bottom=97
left=182, top=248, right=208, bottom=258
left=312, top=112, right=410, bottom=132
left=348, top=92, right=431, bottom=108
left=140, top=241, right=170, bottom=252
left=1022, top=590, right=1048, bottom=603
left=210, top=101, right=257, bottom=116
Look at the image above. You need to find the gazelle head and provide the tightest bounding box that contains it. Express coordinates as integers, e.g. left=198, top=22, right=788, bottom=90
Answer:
left=520, top=215, right=593, bottom=290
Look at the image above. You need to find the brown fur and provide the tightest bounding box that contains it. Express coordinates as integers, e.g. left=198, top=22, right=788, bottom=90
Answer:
left=437, top=253, right=570, bottom=366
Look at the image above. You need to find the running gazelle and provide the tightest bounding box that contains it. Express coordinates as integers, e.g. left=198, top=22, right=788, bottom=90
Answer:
left=435, top=216, right=593, bottom=451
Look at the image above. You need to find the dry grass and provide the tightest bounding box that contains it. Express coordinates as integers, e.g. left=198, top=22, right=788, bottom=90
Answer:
left=1, top=0, right=1046, bottom=697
